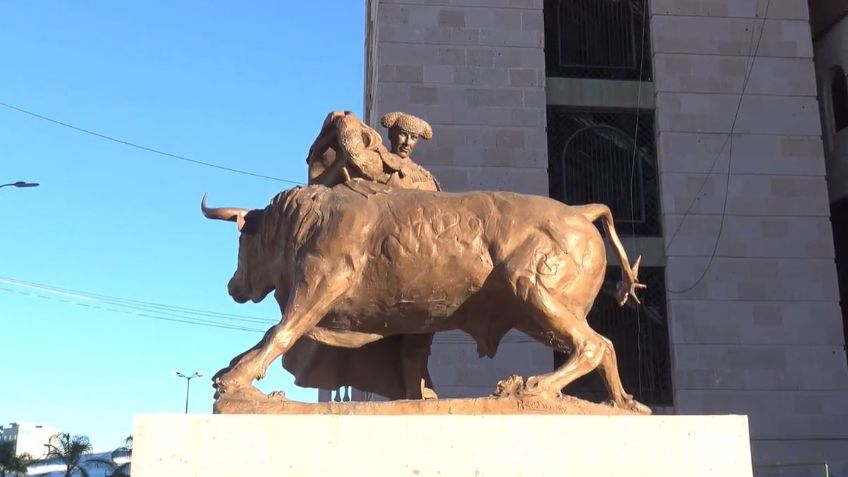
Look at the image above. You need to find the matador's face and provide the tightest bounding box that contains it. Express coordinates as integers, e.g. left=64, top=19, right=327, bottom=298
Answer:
left=389, top=128, right=419, bottom=159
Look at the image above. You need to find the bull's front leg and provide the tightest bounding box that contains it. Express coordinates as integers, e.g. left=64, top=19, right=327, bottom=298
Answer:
left=401, top=333, right=438, bottom=400
left=215, top=256, right=355, bottom=398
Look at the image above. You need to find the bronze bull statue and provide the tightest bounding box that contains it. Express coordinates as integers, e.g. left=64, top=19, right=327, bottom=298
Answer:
left=202, top=179, right=649, bottom=413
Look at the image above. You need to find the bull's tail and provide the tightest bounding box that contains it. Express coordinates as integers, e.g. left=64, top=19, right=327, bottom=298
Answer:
left=573, top=204, right=646, bottom=306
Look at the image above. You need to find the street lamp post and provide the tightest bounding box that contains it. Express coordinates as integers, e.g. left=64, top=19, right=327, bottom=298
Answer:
left=174, top=371, right=203, bottom=413
left=0, top=181, right=39, bottom=189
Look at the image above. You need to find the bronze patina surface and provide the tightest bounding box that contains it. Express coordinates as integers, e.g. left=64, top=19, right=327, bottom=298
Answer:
left=306, top=111, right=440, bottom=191
left=202, top=178, right=649, bottom=414
left=298, top=111, right=440, bottom=400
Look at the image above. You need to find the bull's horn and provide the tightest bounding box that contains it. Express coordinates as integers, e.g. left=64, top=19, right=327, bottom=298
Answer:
left=200, top=193, right=249, bottom=223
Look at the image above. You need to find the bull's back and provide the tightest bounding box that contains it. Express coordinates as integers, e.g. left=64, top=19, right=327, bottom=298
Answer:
left=320, top=186, right=607, bottom=326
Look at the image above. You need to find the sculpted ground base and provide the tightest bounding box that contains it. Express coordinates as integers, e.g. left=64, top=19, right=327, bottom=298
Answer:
left=213, top=393, right=643, bottom=415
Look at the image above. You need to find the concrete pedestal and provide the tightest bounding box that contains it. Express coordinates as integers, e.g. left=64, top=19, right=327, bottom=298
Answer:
left=133, top=414, right=753, bottom=476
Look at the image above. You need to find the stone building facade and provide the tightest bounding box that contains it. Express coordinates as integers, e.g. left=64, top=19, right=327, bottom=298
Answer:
left=364, top=0, right=848, bottom=473
left=0, top=422, right=59, bottom=459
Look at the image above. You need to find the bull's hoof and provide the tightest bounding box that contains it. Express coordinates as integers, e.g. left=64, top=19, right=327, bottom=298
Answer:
left=213, top=371, right=256, bottom=398
left=422, top=387, right=439, bottom=400
left=493, top=374, right=525, bottom=398
left=215, top=380, right=269, bottom=402
left=608, top=396, right=652, bottom=415
left=517, top=376, right=561, bottom=400
left=268, top=390, right=287, bottom=401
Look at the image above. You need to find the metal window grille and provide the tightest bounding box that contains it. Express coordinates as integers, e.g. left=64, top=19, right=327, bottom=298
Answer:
left=548, top=108, right=661, bottom=236
left=832, top=67, right=848, bottom=132
left=544, top=0, right=652, bottom=80
left=829, top=196, right=848, bottom=364
left=554, top=266, right=672, bottom=406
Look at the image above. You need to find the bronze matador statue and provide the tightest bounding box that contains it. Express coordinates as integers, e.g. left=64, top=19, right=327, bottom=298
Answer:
left=281, top=111, right=441, bottom=400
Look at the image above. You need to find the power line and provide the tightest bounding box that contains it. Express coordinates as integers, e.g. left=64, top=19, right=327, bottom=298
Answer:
left=665, top=0, right=771, bottom=294
left=0, top=276, right=275, bottom=332
left=628, top=0, right=650, bottom=400
left=0, top=285, right=264, bottom=333
left=0, top=276, right=276, bottom=325
left=0, top=101, right=305, bottom=185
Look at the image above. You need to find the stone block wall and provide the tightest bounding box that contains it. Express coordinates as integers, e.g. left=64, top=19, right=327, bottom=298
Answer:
left=650, top=0, right=848, bottom=472
left=365, top=0, right=550, bottom=397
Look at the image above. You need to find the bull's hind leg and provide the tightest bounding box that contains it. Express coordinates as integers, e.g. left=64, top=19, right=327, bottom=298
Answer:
left=594, top=335, right=650, bottom=413
left=215, top=257, right=354, bottom=398
left=513, top=279, right=650, bottom=414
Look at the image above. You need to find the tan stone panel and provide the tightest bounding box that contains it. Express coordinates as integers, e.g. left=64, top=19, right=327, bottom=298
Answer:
left=650, top=0, right=810, bottom=20
left=656, top=132, right=826, bottom=175
left=659, top=173, right=830, bottom=216
left=418, top=145, right=547, bottom=169
left=668, top=300, right=845, bottom=346
left=654, top=54, right=817, bottom=96
left=655, top=93, right=821, bottom=135
left=381, top=0, right=543, bottom=8
left=672, top=344, right=848, bottom=390
left=379, top=4, right=410, bottom=25
left=652, top=17, right=813, bottom=58
left=378, top=42, right=440, bottom=66
left=664, top=256, right=839, bottom=301
left=378, top=23, right=543, bottom=47
left=426, top=164, right=548, bottom=194
left=662, top=214, right=835, bottom=258
left=375, top=85, right=545, bottom=127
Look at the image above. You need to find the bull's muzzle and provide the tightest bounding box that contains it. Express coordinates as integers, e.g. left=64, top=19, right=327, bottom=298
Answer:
left=227, top=277, right=250, bottom=304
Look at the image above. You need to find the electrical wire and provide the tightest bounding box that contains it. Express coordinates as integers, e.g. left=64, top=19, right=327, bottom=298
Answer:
left=0, top=101, right=305, bottom=185
left=665, top=0, right=772, bottom=294
left=0, top=276, right=276, bottom=325
left=0, top=276, right=275, bottom=332
left=0, top=285, right=264, bottom=333
left=628, top=0, right=650, bottom=400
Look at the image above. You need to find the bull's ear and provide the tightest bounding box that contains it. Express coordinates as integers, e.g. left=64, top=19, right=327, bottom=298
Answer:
left=237, top=209, right=265, bottom=234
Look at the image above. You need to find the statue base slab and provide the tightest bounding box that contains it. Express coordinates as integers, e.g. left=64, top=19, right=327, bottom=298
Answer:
left=132, top=413, right=753, bottom=476
left=213, top=394, right=646, bottom=415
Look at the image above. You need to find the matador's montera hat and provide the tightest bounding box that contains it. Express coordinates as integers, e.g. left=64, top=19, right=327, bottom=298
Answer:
left=381, top=112, right=433, bottom=140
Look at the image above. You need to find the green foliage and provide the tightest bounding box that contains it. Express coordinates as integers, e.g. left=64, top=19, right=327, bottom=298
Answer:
left=0, top=440, right=32, bottom=477
left=105, top=435, right=132, bottom=477
left=45, top=433, right=113, bottom=477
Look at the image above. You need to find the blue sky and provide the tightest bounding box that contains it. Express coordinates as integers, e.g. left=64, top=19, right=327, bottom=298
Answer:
left=1, top=1, right=365, bottom=450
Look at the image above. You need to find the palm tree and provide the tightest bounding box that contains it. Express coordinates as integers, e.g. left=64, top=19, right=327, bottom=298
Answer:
left=105, top=436, right=132, bottom=477
left=45, top=433, right=112, bottom=477
left=0, top=440, right=31, bottom=477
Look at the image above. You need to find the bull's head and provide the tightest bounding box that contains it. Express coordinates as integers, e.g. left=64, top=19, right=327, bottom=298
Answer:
left=201, top=194, right=277, bottom=304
